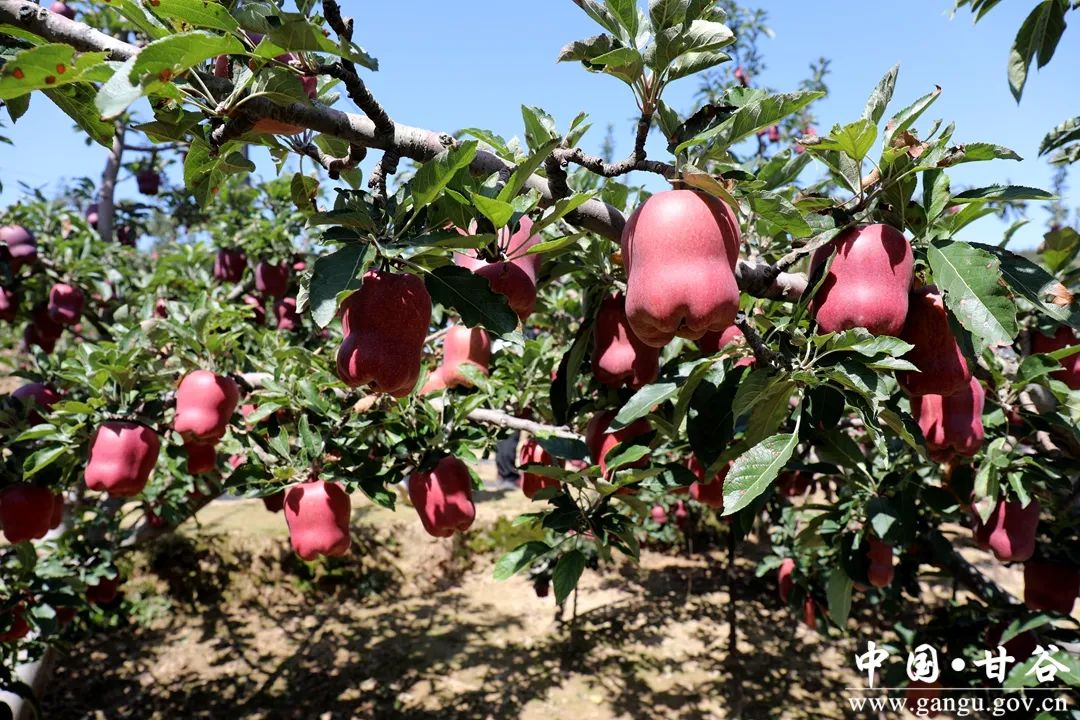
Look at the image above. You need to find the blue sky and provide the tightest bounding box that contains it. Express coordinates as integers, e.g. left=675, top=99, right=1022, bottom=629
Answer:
left=2, top=1, right=1077, bottom=250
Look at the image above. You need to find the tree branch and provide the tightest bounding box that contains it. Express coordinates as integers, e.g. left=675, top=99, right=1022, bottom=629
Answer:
left=0, top=0, right=808, bottom=301
left=296, top=140, right=366, bottom=179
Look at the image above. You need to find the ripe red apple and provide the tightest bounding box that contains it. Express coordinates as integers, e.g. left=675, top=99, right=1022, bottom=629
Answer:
left=136, top=169, right=160, bottom=196
left=11, top=382, right=60, bottom=424
left=1023, top=560, right=1079, bottom=614
left=0, top=483, right=57, bottom=543
left=173, top=370, right=240, bottom=444
left=803, top=596, right=816, bottom=629
left=30, top=302, right=64, bottom=344
left=0, top=225, right=37, bottom=272
left=213, top=248, right=247, bottom=283
left=500, top=216, right=543, bottom=283
left=48, top=0, right=75, bottom=19
left=86, top=574, right=121, bottom=606
left=767, top=126, right=780, bottom=142
left=621, top=190, right=741, bottom=347
left=687, top=455, right=728, bottom=509
left=673, top=500, right=689, bottom=531
left=475, top=261, right=536, bottom=322
left=455, top=218, right=543, bottom=319
left=866, top=537, right=894, bottom=588
left=650, top=505, right=668, bottom=525
left=584, top=411, right=651, bottom=477
left=23, top=323, right=57, bottom=353
left=84, top=421, right=161, bottom=497
left=419, top=366, right=448, bottom=395
left=116, top=224, right=135, bottom=247
left=985, top=622, right=1037, bottom=665
left=809, top=224, right=913, bottom=337
left=898, top=285, right=971, bottom=397
left=0, top=604, right=29, bottom=643
left=698, top=325, right=755, bottom=367
left=912, top=377, right=985, bottom=462
left=592, top=292, right=660, bottom=389
left=734, top=66, right=749, bottom=86
left=49, top=492, right=63, bottom=529
left=972, top=499, right=1040, bottom=563
left=777, top=471, right=813, bottom=497
left=0, top=286, right=16, bottom=322
left=85, top=203, right=99, bottom=229
left=519, top=438, right=558, bottom=499
left=1031, top=326, right=1080, bottom=390
left=262, top=490, right=285, bottom=513
left=284, top=480, right=352, bottom=560
left=275, top=297, right=300, bottom=331
left=154, top=298, right=169, bottom=318
left=254, top=260, right=289, bottom=299
left=409, top=456, right=476, bottom=537
left=336, top=270, right=432, bottom=397
left=242, top=294, right=266, bottom=324
left=47, top=283, right=84, bottom=326
left=438, top=324, right=491, bottom=388
left=185, top=441, right=217, bottom=475
left=778, top=558, right=795, bottom=602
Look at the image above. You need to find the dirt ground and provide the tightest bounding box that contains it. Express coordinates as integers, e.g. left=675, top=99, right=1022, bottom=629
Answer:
left=35, top=467, right=1039, bottom=720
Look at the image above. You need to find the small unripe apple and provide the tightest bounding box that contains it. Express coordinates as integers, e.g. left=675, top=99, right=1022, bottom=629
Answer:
left=1023, top=560, right=1079, bottom=614
left=254, top=260, right=289, bottom=299
left=213, top=248, right=247, bottom=283
left=173, top=370, right=240, bottom=444
left=592, top=292, right=660, bottom=389
left=972, top=499, right=1040, bottom=563
left=519, top=438, right=559, bottom=499
left=438, top=324, right=491, bottom=388
left=866, top=537, right=894, bottom=588
left=11, top=382, right=60, bottom=424
left=687, top=455, right=728, bottom=509
left=409, top=456, right=476, bottom=537
left=0, top=483, right=58, bottom=543
left=898, top=285, right=971, bottom=397
left=809, top=224, right=913, bottom=337
left=912, top=377, right=985, bottom=462
left=778, top=558, right=795, bottom=602
left=0, top=604, right=30, bottom=643
left=275, top=297, right=300, bottom=331
left=584, top=411, right=651, bottom=477
left=0, top=224, right=37, bottom=272
left=185, top=441, right=217, bottom=475
left=47, top=283, right=85, bottom=326
left=0, top=286, right=17, bottom=322
left=621, top=190, right=741, bottom=347
left=86, top=574, right=121, bottom=606
left=284, top=480, right=352, bottom=560
left=337, top=271, right=432, bottom=397
left=1031, top=326, right=1080, bottom=390
left=135, top=169, right=160, bottom=196
left=84, top=421, right=161, bottom=497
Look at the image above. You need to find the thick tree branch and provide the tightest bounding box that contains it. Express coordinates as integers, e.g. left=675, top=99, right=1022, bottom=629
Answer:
left=0, top=0, right=807, bottom=301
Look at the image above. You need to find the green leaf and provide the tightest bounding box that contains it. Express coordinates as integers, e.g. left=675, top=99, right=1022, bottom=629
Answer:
left=1008, top=0, right=1067, bottom=101
left=862, top=64, right=898, bottom=125
left=928, top=240, right=1018, bottom=352
left=44, top=84, right=115, bottom=148
left=499, top=138, right=561, bottom=203
left=409, top=141, right=478, bottom=212
left=810, top=119, right=877, bottom=162
left=552, top=550, right=587, bottom=603
left=951, top=185, right=1054, bottom=203
left=22, top=445, right=69, bottom=478
left=260, top=16, right=378, bottom=69
left=676, top=91, right=824, bottom=154
left=722, top=429, right=799, bottom=515
left=0, top=44, right=110, bottom=100
left=131, top=31, right=244, bottom=84
left=520, top=106, right=559, bottom=152
left=747, top=190, right=812, bottom=237
left=148, top=0, right=240, bottom=32
left=423, top=265, right=519, bottom=336
left=308, top=245, right=373, bottom=328
left=470, top=193, right=515, bottom=229
left=884, top=86, right=941, bottom=148
left=826, top=570, right=853, bottom=627
left=975, top=243, right=1078, bottom=328
left=494, top=541, right=550, bottom=580
left=613, top=382, right=679, bottom=428
left=1038, top=116, right=1080, bottom=157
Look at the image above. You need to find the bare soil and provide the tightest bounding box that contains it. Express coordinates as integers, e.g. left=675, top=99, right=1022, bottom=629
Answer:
left=36, top=471, right=1035, bottom=720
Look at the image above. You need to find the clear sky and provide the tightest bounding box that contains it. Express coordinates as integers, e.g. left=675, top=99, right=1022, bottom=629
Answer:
left=1, top=1, right=1077, bottom=250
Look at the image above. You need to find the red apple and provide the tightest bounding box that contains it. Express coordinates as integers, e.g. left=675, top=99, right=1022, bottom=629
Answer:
left=1023, top=560, right=1079, bottom=614
left=898, top=285, right=971, bottom=397
left=584, top=411, right=651, bottom=477
left=438, top=324, right=491, bottom=388
left=337, top=271, right=432, bottom=397
left=0, top=604, right=30, bottom=643
left=519, top=438, right=558, bottom=499
left=262, top=490, right=285, bottom=513
left=242, top=294, right=266, bottom=324
left=11, top=382, right=60, bottom=424
left=84, top=421, right=161, bottom=497
left=809, top=224, right=913, bottom=337
left=254, top=260, right=289, bottom=299
left=47, top=283, right=84, bottom=326
left=409, top=456, right=476, bottom=538
left=284, top=480, right=352, bottom=560
left=48, top=1, right=75, bottom=19
left=912, top=377, right=985, bottom=462
left=650, top=505, right=668, bottom=525
left=972, top=499, right=1040, bottom=563
left=0, top=483, right=57, bottom=543
left=621, top=190, right=741, bottom=347
left=0, top=286, right=16, bottom=322
left=214, top=248, right=247, bottom=283
left=136, top=169, right=160, bottom=195
left=0, top=224, right=37, bottom=272
left=275, top=297, right=300, bottom=331
left=86, top=574, right=121, bottom=606
left=173, top=370, right=240, bottom=444
left=1031, top=326, right=1080, bottom=390
left=592, top=292, right=660, bottom=389
left=185, top=441, right=217, bottom=475
left=698, top=324, right=755, bottom=367
left=867, top=537, right=894, bottom=588
left=687, top=455, right=728, bottom=509
left=778, top=558, right=795, bottom=602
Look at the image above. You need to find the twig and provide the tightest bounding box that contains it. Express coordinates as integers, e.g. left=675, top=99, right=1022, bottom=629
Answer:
left=368, top=148, right=401, bottom=202
left=296, top=141, right=366, bottom=180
